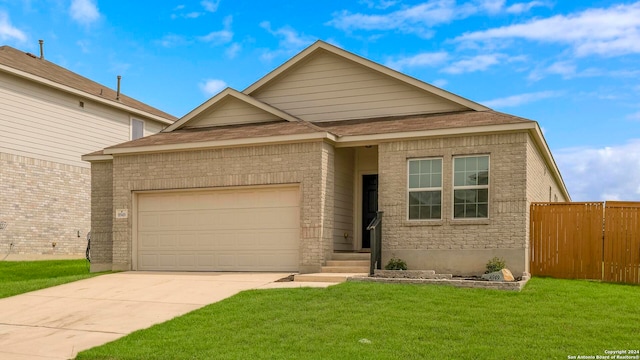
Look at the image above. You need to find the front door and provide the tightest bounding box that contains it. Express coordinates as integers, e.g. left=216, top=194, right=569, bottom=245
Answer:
left=361, top=174, right=378, bottom=249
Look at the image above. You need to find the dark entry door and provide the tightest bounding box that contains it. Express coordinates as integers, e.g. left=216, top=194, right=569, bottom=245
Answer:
left=361, top=174, right=378, bottom=249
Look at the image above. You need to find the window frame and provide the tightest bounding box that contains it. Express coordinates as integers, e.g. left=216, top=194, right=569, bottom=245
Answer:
left=407, top=157, right=443, bottom=221
left=130, top=118, right=145, bottom=140
left=452, top=155, right=490, bottom=220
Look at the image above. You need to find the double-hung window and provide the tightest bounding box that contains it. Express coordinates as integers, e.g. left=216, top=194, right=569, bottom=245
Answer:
left=408, top=158, right=442, bottom=220
left=453, top=155, right=489, bottom=219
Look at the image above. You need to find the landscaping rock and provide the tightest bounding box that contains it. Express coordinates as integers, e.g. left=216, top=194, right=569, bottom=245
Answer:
left=481, top=269, right=515, bottom=282
left=373, top=269, right=452, bottom=279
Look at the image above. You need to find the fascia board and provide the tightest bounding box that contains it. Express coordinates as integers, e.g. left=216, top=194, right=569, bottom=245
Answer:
left=81, top=154, right=114, bottom=162
left=334, top=122, right=537, bottom=146
left=103, top=132, right=337, bottom=155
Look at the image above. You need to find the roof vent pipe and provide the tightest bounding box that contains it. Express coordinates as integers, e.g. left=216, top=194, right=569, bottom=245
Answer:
left=116, top=75, right=121, bottom=101
left=38, top=40, right=44, bottom=60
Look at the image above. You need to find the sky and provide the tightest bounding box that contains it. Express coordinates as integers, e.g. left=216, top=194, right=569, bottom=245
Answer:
left=0, top=0, right=639, bottom=201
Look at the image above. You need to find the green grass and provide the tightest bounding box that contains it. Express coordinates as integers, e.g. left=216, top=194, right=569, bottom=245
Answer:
left=0, top=259, right=104, bottom=298
left=76, top=277, right=640, bottom=360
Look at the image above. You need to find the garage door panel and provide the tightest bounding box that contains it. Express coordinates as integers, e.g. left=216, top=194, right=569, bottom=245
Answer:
left=137, top=186, right=300, bottom=271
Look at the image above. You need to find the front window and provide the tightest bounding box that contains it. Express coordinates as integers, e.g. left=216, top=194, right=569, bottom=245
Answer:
left=408, top=158, right=442, bottom=220
left=453, top=155, right=489, bottom=218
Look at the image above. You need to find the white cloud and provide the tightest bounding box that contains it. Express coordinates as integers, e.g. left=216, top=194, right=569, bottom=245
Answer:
left=545, top=61, right=577, bottom=78
left=456, top=2, right=640, bottom=57
left=506, top=1, right=547, bottom=14
left=199, top=79, right=227, bottom=96
left=0, top=11, right=27, bottom=42
left=385, top=51, right=448, bottom=70
left=225, top=42, right=241, bottom=58
left=555, top=140, right=640, bottom=201
left=476, top=0, right=505, bottom=14
left=359, top=0, right=397, bottom=10
left=69, top=0, right=100, bottom=25
left=328, top=1, right=459, bottom=38
left=184, top=12, right=202, bottom=19
left=329, top=0, right=546, bottom=37
left=199, top=16, right=233, bottom=44
left=432, top=78, right=448, bottom=88
left=528, top=61, right=605, bottom=81
left=201, top=0, right=220, bottom=12
left=157, top=34, right=190, bottom=48
left=627, top=111, right=640, bottom=121
left=442, top=54, right=501, bottom=74
left=259, top=22, right=314, bottom=61
left=76, top=40, right=91, bottom=53
left=481, top=90, right=561, bottom=108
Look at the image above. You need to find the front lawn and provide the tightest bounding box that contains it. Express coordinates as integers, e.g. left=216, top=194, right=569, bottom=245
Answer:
left=0, top=259, right=103, bottom=299
left=77, top=278, right=639, bottom=359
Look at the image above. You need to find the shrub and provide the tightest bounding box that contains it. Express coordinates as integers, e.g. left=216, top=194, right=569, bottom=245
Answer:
left=385, top=258, right=408, bottom=270
left=485, top=257, right=506, bottom=273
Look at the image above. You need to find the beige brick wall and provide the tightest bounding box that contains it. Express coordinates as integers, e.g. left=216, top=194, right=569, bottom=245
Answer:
left=526, top=136, right=568, bottom=203
left=378, top=132, right=530, bottom=275
left=0, top=152, right=90, bottom=255
left=523, top=135, right=569, bottom=274
left=100, top=141, right=334, bottom=273
left=89, top=160, right=113, bottom=272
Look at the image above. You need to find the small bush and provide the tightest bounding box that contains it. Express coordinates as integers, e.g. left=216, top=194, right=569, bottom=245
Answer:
left=485, top=257, right=506, bottom=273
left=385, top=258, right=408, bottom=270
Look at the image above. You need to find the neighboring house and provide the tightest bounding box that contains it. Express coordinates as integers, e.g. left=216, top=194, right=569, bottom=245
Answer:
left=0, top=44, right=176, bottom=256
left=84, top=41, right=569, bottom=276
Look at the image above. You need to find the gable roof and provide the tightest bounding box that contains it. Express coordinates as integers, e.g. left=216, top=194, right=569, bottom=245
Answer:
left=243, top=40, right=489, bottom=112
left=0, top=45, right=176, bottom=124
left=167, top=40, right=490, bottom=132
left=165, top=88, right=300, bottom=132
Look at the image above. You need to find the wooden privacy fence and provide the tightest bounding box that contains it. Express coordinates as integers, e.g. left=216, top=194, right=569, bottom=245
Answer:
left=530, top=201, right=640, bottom=284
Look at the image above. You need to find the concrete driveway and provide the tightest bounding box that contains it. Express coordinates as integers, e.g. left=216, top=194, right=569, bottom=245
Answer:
left=0, top=272, right=332, bottom=360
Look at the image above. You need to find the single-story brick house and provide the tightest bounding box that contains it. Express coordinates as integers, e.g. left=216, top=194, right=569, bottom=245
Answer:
left=83, top=41, right=569, bottom=276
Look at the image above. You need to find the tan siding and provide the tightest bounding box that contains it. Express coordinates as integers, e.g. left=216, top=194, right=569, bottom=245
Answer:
left=333, top=148, right=355, bottom=251
left=144, top=119, right=165, bottom=135
left=0, top=72, right=165, bottom=167
left=253, top=51, right=467, bottom=122
left=184, top=97, right=282, bottom=128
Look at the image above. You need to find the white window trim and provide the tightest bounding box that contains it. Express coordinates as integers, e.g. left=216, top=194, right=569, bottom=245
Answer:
left=130, top=118, right=145, bottom=140
left=452, top=154, right=490, bottom=220
left=407, top=157, right=443, bottom=221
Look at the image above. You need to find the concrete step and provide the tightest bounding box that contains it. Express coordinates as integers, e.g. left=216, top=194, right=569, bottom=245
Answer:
left=321, top=266, right=369, bottom=273
left=325, top=260, right=369, bottom=267
left=294, top=273, right=367, bottom=283
left=331, top=252, right=371, bottom=261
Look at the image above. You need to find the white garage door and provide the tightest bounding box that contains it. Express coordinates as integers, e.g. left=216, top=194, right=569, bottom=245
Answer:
left=136, top=186, right=300, bottom=271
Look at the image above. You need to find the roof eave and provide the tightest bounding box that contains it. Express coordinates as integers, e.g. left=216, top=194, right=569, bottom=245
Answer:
left=0, top=63, right=175, bottom=125
left=333, top=122, right=536, bottom=147
left=103, top=131, right=338, bottom=155
left=81, top=153, right=114, bottom=162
